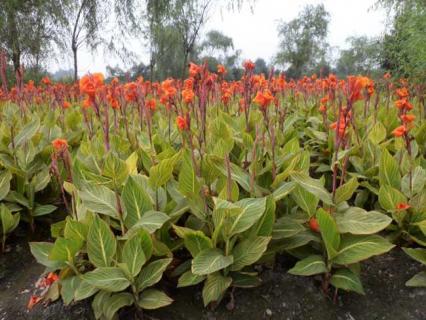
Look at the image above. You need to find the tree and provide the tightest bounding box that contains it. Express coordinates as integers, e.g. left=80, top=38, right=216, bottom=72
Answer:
left=275, top=4, right=330, bottom=79
left=377, top=0, right=426, bottom=82
left=172, top=0, right=213, bottom=78
left=200, top=30, right=234, bottom=59
left=336, top=36, right=383, bottom=77
left=0, top=0, right=68, bottom=75
left=254, top=58, right=268, bottom=75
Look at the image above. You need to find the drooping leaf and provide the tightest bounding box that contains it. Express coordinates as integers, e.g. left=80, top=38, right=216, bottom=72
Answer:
left=333, top=235, right=395, bottom=265
left=202, top=273, right=232, bottom=307
left=288, top=255, right=327, bottom=276
left=230, top=237, right=271, bottom=271
left=330, top=268, right=365, bottom=294
left=138, top=289, right=173, bottom=310
left=336, top=207, right=392, bottom=235
left=192, top=248, right=233, bottom=275
left=83, top=267, right=130, bottom=292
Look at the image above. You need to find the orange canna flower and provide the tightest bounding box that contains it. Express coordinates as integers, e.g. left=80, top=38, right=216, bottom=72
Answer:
left=146, top=98, right=157, bottom=111
left=217, top=64, right=227, bottom=75
left=401, top=114, right=416, bottom=123
left=392, top=125, right=407, bottom=137
left=253, top=90, right=274, bottom=109
left=176, top=116, right=188, bottom=131
left=396, top=87, right=409, bottom=99
left=62, top=101, right=71, bottom=109
left=52, top=138, right=68, bottom=152
left=189, top=63, right=201, bottom=77
left=396, top=202, right=410, bottom=210
left=243, top=60, right=255, bottom=71
left=182, top=88, right=195, bottom=104
left=79, top=73, right=104, bottom=97
left=41, top=76, right=51, bottom=86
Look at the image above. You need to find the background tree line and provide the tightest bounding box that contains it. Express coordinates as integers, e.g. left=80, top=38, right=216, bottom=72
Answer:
left=0, top=0, right=425, bottom=84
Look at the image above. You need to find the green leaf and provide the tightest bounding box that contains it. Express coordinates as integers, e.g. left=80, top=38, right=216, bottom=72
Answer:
left=202, top=273, right=232, bottom=306
left=334, top=177, right=359, bottom=204
left=288, top=255, right=327, bottom=276
left=402, top=166, right=426, bottom=196
left=83, top=267, right=130, bottom=292
left=178, top=151, right=200, bottom=197
left=103, top=152, right=129, bottom=187
left=32, top=167, right=51, bottom=192
left=230, top=197, right=267, bottom=236
left=378, top=184, right=406, bottom=211
left=379, top=148, right=401, bottom=188
left=272, top=181, right=296, bottom=202
left=231, top=272, right=261, bottom=288
left=64, top=217, right=88, bottom=242
left=103, top=293, right=134, bottom=320
left=61, top=276, right=81, bottom=305
left=79, top=185, right=119, bottom=218
left=122, top=175, right=153, bottom=228
left=336, top=207, right=392, bottom=235
left=122, top=233, right=147, bottom=277
left=138, top=289, right=173, bottom=310
left=49, top=238, right=82, bottom=263
left=291, top=184, right=319, bottom=217
left=272, top=217, right=305, bottom=239
left=149, top=152, right=180, bottom=188
left=290, top=172, right=333, bottom=205
left=330, top=268, right=365, bottom=294
left=252, top=195, right=276, bottom=237
left=333, top=235, right=395, bottom=265
left=0, top=170, right=12, bottom=200
left=368, top=121, right=386, bottom=144
left=92, top=291, right=110, bottom=319
left=30, top=242, right=63, bottom=270
left=130, top=210, right=170, bottom=234
left=402, top=247, right=426, bottom=265
left=230, top=237, right=271, bottom=271
left=136, top=258, right=172, bottom=292
left=184, top=231, right=213, bottom=258
left=317, top=208, right=340, bottom=259
left=87, top=216, right=117, bottom=268
left=74, top=279, right=99, bottom=301
left=192, top=248, right=233, bottom=275
left=14, top=118, right=40, bottom=147
left=406, top=271, right=426, bottom=287
left=177, top=270, right=206, bottom=288
left=0, top=204, right=20, bottom=234
left=33, top=204, right=57, bottom=217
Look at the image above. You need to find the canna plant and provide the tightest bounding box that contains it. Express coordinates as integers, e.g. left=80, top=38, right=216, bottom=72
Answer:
left=0, top=203, right=20, bottom=251
left=172, top=195, right=273, bottom=307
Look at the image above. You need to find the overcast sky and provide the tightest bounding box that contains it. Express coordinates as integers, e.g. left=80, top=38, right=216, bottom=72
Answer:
left=51, top=0, right=388, bottom=75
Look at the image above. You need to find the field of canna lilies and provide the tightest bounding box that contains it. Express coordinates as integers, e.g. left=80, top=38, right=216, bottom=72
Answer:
left=0, top=61, right=425, bottom=320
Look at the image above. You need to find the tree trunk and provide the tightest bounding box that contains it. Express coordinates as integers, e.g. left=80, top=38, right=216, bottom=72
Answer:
left=73, top=46, right=78, bottom=82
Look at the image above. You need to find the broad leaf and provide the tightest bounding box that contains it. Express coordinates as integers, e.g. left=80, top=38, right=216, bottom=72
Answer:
left=336, top=207, right=392, bottom=235
left=87, top=216, right=117, bottom=268
left=333, top=235, right=395, bottom=265
left=288, top=255, right=327, bottom=276
left=83, top=267, right=130, bottom=292
left=138, top=289, right=173, bottom=310
left=192, top=248, right=233, bottom=275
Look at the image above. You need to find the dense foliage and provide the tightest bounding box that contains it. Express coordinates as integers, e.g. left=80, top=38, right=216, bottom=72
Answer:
left=0, top=62, right=425, bottom=318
